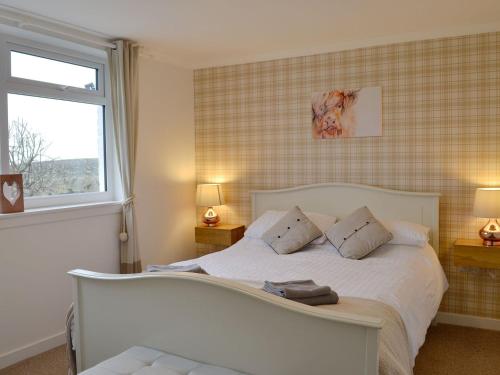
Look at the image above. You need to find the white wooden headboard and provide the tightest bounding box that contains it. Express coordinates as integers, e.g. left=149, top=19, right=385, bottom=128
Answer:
left=251, top=183, right=440, bottom=254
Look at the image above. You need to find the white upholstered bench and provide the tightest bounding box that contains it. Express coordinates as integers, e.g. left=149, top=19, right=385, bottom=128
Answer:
left=79, top=346, right=248, bottom=375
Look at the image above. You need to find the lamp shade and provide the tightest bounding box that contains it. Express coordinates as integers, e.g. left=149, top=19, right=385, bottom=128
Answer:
left=473, top=188, right=500, bottom=218
left=196, top=184, right=225, bottom=207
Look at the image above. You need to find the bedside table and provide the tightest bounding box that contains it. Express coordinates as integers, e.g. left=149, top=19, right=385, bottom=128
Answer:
left=453, top=239, right=500, bottom=269
left=195, top=224, right=245, bottom=247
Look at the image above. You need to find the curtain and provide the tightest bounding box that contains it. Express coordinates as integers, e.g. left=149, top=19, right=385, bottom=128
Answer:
left=108, top=40, right=142, bottom=273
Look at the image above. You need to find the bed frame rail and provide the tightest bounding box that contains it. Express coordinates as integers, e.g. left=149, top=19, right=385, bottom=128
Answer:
left=69, top=269, right=382, bottom=375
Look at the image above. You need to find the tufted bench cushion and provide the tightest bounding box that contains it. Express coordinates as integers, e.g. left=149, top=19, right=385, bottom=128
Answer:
left=79, top=346, right=248, bottom=375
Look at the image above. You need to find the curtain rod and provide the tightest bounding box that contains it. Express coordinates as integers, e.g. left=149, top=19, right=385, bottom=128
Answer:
left=0, top=6, right=116, bottom=49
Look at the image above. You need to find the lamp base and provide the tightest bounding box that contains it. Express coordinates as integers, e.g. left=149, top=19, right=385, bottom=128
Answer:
left=479, top=218, right=500, bottom=246
left=202, top=207, right=220, bottom=227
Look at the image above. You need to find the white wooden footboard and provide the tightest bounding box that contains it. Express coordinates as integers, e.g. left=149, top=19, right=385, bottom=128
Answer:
left=69, top=270, right=383, bottom=375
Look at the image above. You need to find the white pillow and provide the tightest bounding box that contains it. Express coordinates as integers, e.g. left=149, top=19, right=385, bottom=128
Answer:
left=380, top=220, right=430, bottom=246
left=306, top=212, right=338, bottom=245
left=245, top=210, right=337, bottom=245
left=245, top=211, right=284, bottom=238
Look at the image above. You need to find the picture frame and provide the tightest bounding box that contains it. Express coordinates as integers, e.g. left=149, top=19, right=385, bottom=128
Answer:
left=312, top=86, right=382, bottom=139
left=0, top=174, right=24, bottom=214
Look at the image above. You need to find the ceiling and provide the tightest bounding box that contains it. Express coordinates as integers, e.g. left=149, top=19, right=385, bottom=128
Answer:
left=1, top=0, right=499, bottom=68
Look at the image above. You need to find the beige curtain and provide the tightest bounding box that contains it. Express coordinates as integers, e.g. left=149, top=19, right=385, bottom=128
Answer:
left=108, top=40, right=142, bottom=273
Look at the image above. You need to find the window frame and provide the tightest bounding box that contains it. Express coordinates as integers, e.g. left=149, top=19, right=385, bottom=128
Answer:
left=0, top=33, right=117, bottom=209
left=8, top=44, right=105, bottom=96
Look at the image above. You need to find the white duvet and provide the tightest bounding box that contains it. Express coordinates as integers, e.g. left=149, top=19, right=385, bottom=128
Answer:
left=175, top=238, right=448, bottom=364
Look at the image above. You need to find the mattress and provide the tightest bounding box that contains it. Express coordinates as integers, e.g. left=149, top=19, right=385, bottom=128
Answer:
left=79, top=346, right=248, bottom=375
left=175, top=238, right=448, bottom=363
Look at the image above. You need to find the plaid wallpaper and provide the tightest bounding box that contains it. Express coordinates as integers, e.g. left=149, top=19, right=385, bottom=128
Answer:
left=194, top=32, right=500, bottom=319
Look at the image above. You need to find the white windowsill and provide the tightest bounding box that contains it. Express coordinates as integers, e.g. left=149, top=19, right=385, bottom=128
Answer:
left=0, top=201, right=122, bottom=230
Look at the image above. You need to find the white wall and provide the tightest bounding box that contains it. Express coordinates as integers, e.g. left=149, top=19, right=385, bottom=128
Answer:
left=0, top=209, right=121, bottom=369
left=0, top=56, right=195, bottom=369
left=135, top=56, right=196, bottom=266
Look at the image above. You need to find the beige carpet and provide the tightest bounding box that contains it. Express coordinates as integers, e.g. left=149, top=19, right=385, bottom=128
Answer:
left=414, top=324, right=500, bottom=375
left=0, top=345, right=67, bottom=375
left=1, top=324, right=499, bottom=375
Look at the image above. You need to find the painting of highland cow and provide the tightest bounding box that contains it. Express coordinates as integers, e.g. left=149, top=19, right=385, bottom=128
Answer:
left=311, top=87, right=381, bottom=139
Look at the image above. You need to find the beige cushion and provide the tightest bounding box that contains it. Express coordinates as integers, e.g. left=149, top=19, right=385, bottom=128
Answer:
left=326, top=206, right=393, bottom=259
left=262, top=206, right=322, bottom=254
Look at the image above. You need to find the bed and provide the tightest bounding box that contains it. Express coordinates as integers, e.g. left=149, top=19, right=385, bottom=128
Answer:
left=69, top=183, right=447, bottom=375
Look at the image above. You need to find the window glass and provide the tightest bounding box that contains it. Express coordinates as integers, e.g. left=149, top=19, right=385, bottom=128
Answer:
left=10, top=51, right=98, bottom=90
left=8, top=94, right=106, bottom=197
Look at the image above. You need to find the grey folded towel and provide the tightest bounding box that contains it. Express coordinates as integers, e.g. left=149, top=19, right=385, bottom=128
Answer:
left=292, top=291, right=339, bottom=306
left=262, top=279, right=339, bottom=306
left=146, top=264, right=208, bottom=274
left=263, top=279, right=331, bottom=299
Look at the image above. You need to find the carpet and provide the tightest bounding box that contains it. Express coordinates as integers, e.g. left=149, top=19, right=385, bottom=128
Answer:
left=1, top=324, right=499, bottom=375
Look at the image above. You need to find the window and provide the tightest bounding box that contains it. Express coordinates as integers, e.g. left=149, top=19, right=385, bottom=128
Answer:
left=10, top=51, right=98, bottom=91
left=0, top=36, right=114, bottom=208
left=8, top=94, right=106, bottom=197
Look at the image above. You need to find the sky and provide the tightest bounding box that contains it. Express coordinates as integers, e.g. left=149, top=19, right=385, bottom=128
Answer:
left=8, top=52, right=103, bottom=161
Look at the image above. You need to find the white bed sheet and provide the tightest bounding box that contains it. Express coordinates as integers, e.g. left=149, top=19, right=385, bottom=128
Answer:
left=175, top=238, right=448, bottom=364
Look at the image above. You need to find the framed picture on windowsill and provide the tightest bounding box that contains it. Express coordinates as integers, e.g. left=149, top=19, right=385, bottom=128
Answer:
left=0, top=174, right=24, bottom=214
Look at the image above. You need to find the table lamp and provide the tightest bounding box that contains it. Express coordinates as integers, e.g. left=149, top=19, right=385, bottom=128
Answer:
left=197, top=184, right=225, bottom=226
left=473, top=188, right=500, bottom=246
